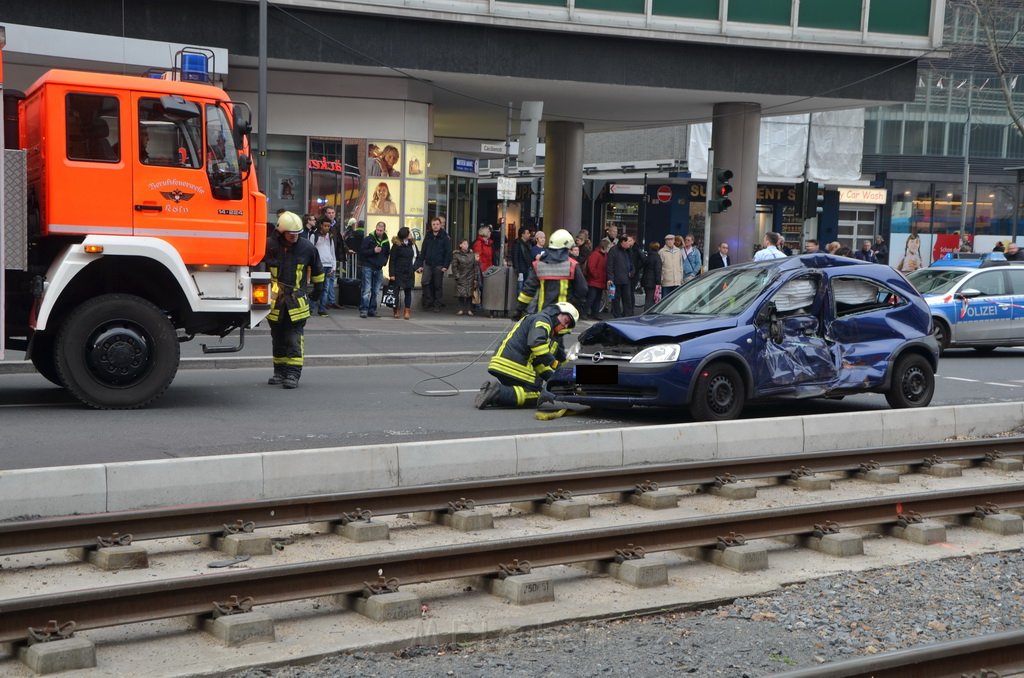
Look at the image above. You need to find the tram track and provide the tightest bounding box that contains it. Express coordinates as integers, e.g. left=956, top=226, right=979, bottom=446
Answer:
left=4, top=437, right=1023, bottom=557
left=3, top=439, right=1024, bottom=675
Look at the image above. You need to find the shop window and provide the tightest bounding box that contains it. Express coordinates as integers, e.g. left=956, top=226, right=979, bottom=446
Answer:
left=66, top=93, right=120, bottom=163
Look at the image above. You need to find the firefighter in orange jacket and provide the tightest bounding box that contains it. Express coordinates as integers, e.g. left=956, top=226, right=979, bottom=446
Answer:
left=264, top=211, right=325, bottom=388
left=515, top=229, right=588, bottom=317
left=475, top=302, right=579, bottom=409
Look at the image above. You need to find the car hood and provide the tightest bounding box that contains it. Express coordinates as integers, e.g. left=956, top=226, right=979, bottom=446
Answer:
left=583, top=313, right=740, bottom=344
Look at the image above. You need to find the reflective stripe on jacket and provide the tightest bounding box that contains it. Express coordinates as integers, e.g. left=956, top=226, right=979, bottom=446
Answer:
left=487, top=306, right=566, bottom=388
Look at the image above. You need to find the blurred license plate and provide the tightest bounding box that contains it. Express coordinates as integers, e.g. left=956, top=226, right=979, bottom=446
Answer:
left=575, top=364, right=618, bottom=385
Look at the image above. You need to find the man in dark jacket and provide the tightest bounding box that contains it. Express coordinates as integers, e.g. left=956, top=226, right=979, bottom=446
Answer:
left=708, top=242, right=730, bottom=269
left=606, top=235, right=636, bottom=317
left=415, top=216, right=453, bottom=311
left=515, top=229, right=588, bottom=316
left=511, top=227, right=534, bottom=292
left=475, top=302, right=578, bottom=409
left=358, top=221, right=390, bottom=318
left=263, top=211, right=324, bottom=389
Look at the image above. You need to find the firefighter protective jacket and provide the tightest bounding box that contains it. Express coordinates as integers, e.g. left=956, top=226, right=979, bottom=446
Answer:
left=487, top=305, right=569, bottom=388
left=516, top=247, right=588, bottom=314
left=264, top=235, right=325, bottom=323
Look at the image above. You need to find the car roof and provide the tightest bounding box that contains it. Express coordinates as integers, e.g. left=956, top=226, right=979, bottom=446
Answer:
left=734, top=253, right=888, bottom=274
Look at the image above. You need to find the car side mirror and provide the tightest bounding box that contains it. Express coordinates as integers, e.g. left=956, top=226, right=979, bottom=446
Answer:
left=956, top=288, right=982, bottom=299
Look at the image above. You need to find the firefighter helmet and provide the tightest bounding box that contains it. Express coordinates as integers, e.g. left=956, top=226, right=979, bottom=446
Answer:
left=554, top=302, right=579, bottom=328
left=276, top=211, right=303, bottom=233
left=549, top=229, right=574, bottom=249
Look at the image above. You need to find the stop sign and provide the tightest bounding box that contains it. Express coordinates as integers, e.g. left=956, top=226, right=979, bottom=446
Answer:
left=656, top=185, right=672, bottom=203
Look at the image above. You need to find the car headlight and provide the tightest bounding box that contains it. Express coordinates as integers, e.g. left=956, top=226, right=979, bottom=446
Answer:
left=566, top=341, right=581, bottom=361
left=630, top=344, right=680, bottom=364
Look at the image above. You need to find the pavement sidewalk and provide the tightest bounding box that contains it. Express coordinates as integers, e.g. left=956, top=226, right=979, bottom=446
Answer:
left=0, top=302, right=603, bottom=374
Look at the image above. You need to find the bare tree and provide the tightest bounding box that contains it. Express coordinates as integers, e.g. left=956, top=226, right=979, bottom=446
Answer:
left=953, top=0, right=1024, bottom=137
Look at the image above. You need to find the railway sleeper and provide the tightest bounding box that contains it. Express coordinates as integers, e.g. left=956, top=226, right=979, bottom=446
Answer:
left=66, top=533, right=149, bottom=571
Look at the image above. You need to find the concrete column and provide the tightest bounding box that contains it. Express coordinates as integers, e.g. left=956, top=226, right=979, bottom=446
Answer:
left=709, top=102, right=761, bottom=262
left=543, top=121, right=584, bottom=231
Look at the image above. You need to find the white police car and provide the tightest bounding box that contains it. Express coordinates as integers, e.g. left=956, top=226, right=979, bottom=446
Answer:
left=906, top=252, right=1024, bottom=353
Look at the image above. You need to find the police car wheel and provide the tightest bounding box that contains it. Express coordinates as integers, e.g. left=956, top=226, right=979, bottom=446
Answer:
left=932, top=320, right=949, bottom=354
left=885, top=353, right=934, bottom=409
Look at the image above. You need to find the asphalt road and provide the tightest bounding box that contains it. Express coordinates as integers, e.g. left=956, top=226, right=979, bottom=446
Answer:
left=1, top=342, right=1023, bottom=470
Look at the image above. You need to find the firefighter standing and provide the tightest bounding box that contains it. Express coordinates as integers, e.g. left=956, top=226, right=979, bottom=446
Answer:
left=264, top=211, right=325, bottom=389
left=475, top=302, right=579, bottom=409
left=514, top=229, right=587, bottom=318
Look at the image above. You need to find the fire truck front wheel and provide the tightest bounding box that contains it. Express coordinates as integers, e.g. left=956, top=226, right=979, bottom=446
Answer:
left=56, top=294, right=180, bottom=409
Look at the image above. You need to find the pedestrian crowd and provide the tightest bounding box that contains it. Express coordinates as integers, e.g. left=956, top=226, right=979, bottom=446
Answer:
left=262, top=205, right=1024, bottom=390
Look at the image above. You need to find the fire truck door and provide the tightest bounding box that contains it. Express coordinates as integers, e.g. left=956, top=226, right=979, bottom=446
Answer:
left=131, top=93, right=248, bottom=265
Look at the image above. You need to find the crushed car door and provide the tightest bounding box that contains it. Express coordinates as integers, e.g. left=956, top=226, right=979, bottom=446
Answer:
left=753, top=275, right=837, bottom=392
left=827, top=276, right=908, bottom=390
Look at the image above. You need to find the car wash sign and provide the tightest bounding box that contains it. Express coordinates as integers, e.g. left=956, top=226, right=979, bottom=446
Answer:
left=838, top=187, right=887, bottom=204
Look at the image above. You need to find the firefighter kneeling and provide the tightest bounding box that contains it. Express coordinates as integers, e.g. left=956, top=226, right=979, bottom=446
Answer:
left=475, top=302, right=579, bottom=409
left=264, top=211, right=325, bottom=389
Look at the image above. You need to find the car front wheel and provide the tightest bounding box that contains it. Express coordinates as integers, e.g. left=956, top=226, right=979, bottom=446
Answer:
left=690, top=362, right=746, bottom=421
left=885, top=353, right=934, bottom=409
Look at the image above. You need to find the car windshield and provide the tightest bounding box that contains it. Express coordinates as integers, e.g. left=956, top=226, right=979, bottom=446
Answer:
left=649, top=265, right=780, bottom=316
left=906, top=268, right=970, bottom=295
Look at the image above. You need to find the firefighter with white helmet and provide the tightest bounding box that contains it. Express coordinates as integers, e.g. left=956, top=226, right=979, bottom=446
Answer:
left=515, top=228, right=588, bottom=318
left=475, top=302, right=579, bottom=409
left=262, top=211, right=325, bottom=388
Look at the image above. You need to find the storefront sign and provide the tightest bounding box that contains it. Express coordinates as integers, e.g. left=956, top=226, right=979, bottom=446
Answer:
left=453, top=157, right=476, bottom=173
left=838, top=187, right=887, bottom=204
left=307, top=156, right=344, bottom=173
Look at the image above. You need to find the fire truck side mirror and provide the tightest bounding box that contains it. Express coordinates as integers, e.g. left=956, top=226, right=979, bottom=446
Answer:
left=231, top=103, right=252, bottom=149
left=159, top=95, right=200, bottom=121
left=238, top=154, right=252, bottom=173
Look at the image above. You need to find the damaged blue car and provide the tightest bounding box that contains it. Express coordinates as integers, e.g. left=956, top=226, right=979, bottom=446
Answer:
left=547, top=254, right=939, bottom=421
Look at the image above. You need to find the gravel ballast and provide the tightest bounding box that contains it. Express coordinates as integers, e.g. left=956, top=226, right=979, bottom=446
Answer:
left=233, top=548, right=1024, bottom=678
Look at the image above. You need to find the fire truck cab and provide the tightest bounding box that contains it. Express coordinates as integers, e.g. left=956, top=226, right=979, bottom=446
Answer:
left=2, top=30, right=270, bottom=409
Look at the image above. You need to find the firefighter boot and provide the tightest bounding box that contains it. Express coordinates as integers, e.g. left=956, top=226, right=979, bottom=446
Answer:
left=474, top=381, right=502, bottom=409
left=282, top=368, right=301, bottom=390
left=267, top=366, right=286, bottom=386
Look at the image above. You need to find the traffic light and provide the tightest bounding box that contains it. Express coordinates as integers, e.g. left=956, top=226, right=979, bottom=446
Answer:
left=804, top=181, right=824, bottom=218
left=793, top=182, right=807, bottom=220
left=709, top=168, right=733, bottom=214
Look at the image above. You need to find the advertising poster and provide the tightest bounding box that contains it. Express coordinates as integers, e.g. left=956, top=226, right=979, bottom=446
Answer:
left=368, top=140, right=402, bottom=177
left=273, top=168, right=303, bottom=206
left=404, top=180, right=425, bottom=216
left=368, top=179, right=401, bottom=215
left=406, top=142, right=426, bottom=177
